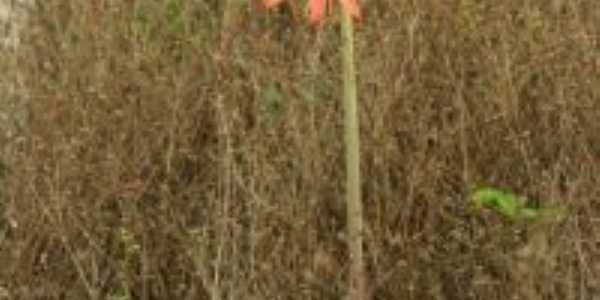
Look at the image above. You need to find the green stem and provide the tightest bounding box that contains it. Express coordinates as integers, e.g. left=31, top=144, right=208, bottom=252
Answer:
left=341, top=9, right=366, bottom=300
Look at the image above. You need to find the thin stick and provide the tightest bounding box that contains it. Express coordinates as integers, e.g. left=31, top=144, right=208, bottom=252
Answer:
left=341, top=8, right=366, bottom=300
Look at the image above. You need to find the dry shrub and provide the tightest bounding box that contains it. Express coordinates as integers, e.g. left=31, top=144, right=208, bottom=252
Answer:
left=1, top=0, right=599, bottom=299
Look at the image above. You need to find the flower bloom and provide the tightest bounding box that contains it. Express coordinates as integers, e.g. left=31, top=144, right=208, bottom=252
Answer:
left=261, top=0, right=361, bottom=27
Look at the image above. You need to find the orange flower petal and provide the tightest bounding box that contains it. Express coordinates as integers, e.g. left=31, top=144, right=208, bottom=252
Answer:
left=308, top=0, right=327, bottom=26
left=261, top=0, right=361, bottom=27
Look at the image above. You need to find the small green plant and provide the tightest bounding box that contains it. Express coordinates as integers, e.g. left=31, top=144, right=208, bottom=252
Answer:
left=259, top=81, right=285, bottom=123
left=471, top=186, right=567, bottom=299
left=470, top=186, right=566, bottom=222
left=109, top=226, right=139, bottom=300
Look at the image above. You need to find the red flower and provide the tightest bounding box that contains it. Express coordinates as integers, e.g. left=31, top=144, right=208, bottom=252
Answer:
left=262, top=0, right=361, bottom=27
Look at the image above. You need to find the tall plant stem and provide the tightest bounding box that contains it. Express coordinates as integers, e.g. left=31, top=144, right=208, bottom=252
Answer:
left=341, top=9, right=366, bottom=300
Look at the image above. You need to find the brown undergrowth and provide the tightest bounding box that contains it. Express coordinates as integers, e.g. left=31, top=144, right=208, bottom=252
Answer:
left=1, top=1, right=599, bottom=299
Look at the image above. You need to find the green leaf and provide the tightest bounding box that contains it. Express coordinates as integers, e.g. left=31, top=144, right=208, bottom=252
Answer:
left=471, top=187, right=525, bottom=220
left=470, top=186, right=567, bottom=223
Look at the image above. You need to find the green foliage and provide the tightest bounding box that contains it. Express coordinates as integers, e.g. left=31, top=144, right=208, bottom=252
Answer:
left=165, top=0, right=186, bottom=34
left=458, top=0, right=485, bottom=33
left=259, top=81, right=285, bottom=123
left=471, top=187, right=523, bottom=219
left=470, top=186, right=566, bottom=222
left=110, top=226, right=139, bottom=300
left=133, top=0, right=187, bottom=43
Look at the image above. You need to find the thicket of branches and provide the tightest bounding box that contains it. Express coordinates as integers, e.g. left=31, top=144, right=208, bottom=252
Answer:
left=1, top=1, right=599, bottom=299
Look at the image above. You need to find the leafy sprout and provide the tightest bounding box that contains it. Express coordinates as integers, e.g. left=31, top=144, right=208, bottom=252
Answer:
left=470, top=186, right=565, bottom=223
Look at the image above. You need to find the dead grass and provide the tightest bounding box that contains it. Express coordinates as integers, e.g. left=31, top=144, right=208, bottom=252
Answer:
left=1, top=0, right=599, bottom=299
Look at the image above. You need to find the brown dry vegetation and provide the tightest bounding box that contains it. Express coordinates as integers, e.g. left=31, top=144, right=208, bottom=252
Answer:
left=1, top=0, right=599, bottom=299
